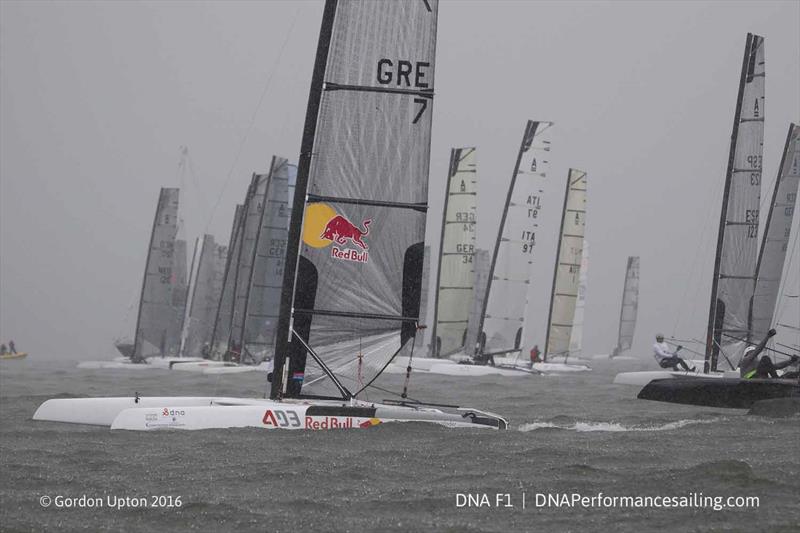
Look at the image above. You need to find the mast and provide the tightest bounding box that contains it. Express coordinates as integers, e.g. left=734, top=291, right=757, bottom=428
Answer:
left=704, top=33, right=765, bottom=372
left=272, top=0, right=339, bottom=399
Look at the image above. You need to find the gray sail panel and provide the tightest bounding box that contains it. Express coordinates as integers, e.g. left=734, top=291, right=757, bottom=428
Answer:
left=465, top=248, right=490, bottom=355
left=545, top=169, right=587, bottom=359
left=613, top=256, right=640, bottom=356
left=431, top=147, right=477, bottom=357
left=211, top=204, right=244, bottom=357
left=285, top=0, right=439, bottom=397
left=169, top=238, right=189, bottom=355
left=230, top=174, right=270, bottom=350
left=243, top=157, right=292, bottom=361
left=707, top=33, right=765, bottom=369
left=134, top=188, right=179, bottom=358
left=480, top=121, right=554, bottom=356
left=185, top=235, right=224, bottom=357
left=751, top=124, right=800, bottom=340
left=568, top=240, right=588, bottom=357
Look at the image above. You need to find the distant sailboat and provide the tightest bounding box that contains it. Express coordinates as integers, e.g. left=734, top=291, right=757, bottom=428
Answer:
left=131, top=188, right=181, bottom=362
left=430, top=147, right=477, bottom=357
left=534, top=169, right=591, bottom=372
left=609, top=256, right=640, bottom=359
left=475, top=121, right=553, bottom=363
left=183, top=234, right=227, bottom=358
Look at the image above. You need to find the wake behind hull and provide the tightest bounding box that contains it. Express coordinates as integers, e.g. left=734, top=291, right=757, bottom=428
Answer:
left=637, top=377, right=800, bottom=409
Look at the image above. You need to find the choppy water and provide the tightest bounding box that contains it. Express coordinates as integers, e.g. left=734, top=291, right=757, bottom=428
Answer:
left=1, top=357, right=798, bottom=532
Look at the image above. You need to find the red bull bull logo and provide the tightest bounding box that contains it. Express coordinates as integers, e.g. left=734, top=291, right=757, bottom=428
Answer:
left=302, top=203, right=371, bottom=264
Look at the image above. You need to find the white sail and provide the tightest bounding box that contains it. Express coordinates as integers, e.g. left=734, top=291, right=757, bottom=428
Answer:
left=185, top=234, right=226, bottom=357
left=430, top=147, right=477, bottom=357
left=478, top=121, right=554, bottom=357
left=465, top=248, right=490, bottom=356
left=133, top=188, right=180, bottom=359
left=706, top=33, right=765, bottom=371
left=544, top=169, right=587, bottom=360
left=611, top=256, right=640, bottom=357
left=751, top=124, right=800, bottom=341
left=568, top=240, right=588, bottom=357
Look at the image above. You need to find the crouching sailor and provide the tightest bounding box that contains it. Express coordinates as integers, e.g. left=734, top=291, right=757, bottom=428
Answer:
left=653, top=334, right=695, bottom=372
left=739, top=329, right=799, bottom=379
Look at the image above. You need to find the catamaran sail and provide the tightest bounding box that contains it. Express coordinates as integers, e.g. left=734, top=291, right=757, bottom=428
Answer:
left=465, top=248, right=489, bottom=356
left=430, top=147, right=477, bottom=357
left=543, top=169, right=587, bottom=360
left=568, top=240, right=588, bottom=358
left=272, top=0, right=439, bottom=400
left=209, top=204, right=245, bottom=358
left=132, top=188, right=180, bottom=361
left=184, top=234, right=226, bottom=357
left=169, top=238, right=189, bottom=355
left=610, top=256, right=640, bottom=358
left=751, top=123, right=800, bottom=341
left=705, top=32, right=765, bottom=372
left=230, top=174, right=270, bottom=355
left=240, top=156, right=293, bottom=363
left=476, top=121, right=554, bottom=359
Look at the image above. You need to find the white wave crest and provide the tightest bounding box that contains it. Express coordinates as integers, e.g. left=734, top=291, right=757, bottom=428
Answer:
left=518, top=418, right=722, bottom=433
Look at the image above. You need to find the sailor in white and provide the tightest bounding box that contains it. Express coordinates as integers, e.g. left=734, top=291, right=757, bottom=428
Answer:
left=653, top=334, right=694, bottom=371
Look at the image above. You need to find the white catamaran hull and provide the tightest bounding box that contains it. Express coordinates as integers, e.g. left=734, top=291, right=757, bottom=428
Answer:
left=33, top=397, right=507, bottom=431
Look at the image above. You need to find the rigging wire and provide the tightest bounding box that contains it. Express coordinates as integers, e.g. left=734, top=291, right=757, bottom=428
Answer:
left=202, top=6, right=302, bottom=234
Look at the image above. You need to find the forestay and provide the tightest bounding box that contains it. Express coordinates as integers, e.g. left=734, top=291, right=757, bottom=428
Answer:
left=478, top=121, right=553, bottom=357
left=544, top=169, right=587, bottom=360
left=611, top=255, right=640, bottom=357
left=133, top=188, right=180, bottom=359
left=272, top=0, right=439, bottom=400
left=706, top=33, right=765, bottom=371
left=431, top=147, right=477, bottom=357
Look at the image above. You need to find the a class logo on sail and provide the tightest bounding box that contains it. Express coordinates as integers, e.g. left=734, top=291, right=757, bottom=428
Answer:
left=302, top=203, right=371, bottom=264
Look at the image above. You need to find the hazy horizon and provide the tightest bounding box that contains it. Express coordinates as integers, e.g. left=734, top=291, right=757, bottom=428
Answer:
left=1, top=0, right=798, bottom=361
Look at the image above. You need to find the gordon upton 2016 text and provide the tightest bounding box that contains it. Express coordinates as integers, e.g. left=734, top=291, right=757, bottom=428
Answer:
left=43, top=495, right=182, bottom=510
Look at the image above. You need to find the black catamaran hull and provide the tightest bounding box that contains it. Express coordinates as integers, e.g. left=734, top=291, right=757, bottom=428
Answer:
left=638, top=377, right=799, bottom=409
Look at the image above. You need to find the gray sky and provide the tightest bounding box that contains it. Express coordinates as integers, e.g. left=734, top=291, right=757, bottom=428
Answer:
left=1, top=0, right=798, bottom=360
